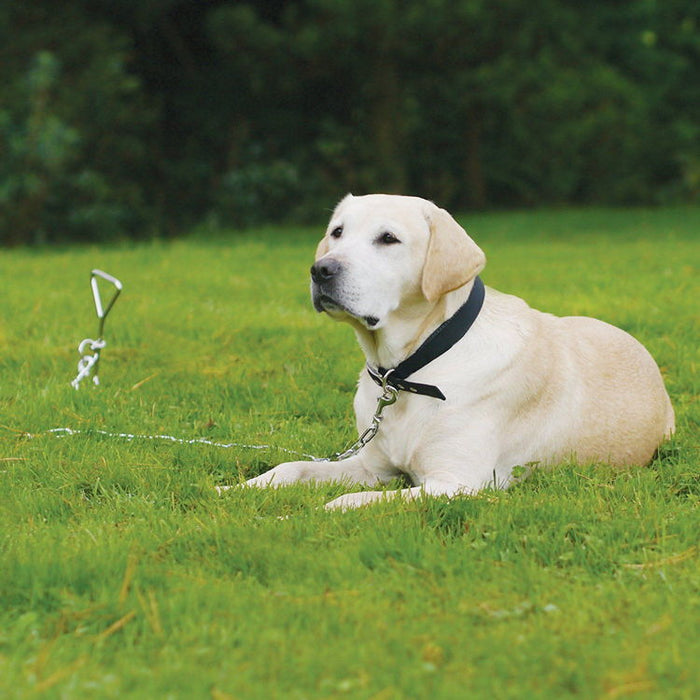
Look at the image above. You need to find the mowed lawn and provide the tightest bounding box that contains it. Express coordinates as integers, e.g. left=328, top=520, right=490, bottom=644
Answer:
left=0, top=207, right=698, bottom=699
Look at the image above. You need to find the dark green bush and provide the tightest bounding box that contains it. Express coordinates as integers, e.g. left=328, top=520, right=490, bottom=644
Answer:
left=0, top=6, right=156, bottom=245
left=0, top=0, right=697, bottom=244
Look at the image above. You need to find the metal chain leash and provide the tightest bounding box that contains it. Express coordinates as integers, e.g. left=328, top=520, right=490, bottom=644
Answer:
left=37, top=374, right=398, bottom=463
left=58, top=269, right=399, bottom=461
left=320, top=370, right=398, bottom=462
left=39, top=427, right=318, bottom=460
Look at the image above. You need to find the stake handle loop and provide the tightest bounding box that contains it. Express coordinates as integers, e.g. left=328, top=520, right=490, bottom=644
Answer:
left=91, top=269, right=123, bottom=338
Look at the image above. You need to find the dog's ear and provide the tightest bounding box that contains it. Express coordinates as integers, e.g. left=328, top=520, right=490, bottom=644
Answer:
left=315, top=236, right=330, bottom=260
left=315, top=193, right=353, bottom=260
left=421, top=202, right=486, bottom=302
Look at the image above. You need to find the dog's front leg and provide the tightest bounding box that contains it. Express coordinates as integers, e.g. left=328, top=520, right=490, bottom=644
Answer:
left=217, top=454, right=381, bottom=492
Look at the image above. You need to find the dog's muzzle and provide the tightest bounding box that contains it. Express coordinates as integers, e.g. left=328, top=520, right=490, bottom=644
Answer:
left=310, top=258, right=379, bottom=327
left=311, top=258, right=343, bottom=313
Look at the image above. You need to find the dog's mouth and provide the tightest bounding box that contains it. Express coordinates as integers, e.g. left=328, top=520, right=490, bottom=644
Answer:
left=313, top=292, right=340, bottom=313
left=312, top=290, right=379, bottom=328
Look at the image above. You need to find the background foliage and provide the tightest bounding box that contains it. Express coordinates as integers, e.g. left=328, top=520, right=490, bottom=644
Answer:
left=1, top=0, right=698, bottom=243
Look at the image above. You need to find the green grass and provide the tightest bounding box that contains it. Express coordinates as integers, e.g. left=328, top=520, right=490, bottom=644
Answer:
left=0, top=207, right=698, bottom=699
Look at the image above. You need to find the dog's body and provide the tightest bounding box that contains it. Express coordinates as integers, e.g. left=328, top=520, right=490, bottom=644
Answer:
left=241, top=194, right=674, bottom=510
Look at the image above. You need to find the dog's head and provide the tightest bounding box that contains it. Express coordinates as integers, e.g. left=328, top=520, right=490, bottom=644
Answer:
left=311, top=194, right=486, bottom=329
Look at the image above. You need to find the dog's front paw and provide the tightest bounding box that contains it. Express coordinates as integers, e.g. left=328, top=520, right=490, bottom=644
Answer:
left=324, top=490, right=388, bottom=511
left=215, top=461, right=305, bottom=494
left=243, top=461, right=312, bottom=488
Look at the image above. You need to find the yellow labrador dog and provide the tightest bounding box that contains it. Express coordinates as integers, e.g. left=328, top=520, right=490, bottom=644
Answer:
left=241, top=194, right=674, bottom=510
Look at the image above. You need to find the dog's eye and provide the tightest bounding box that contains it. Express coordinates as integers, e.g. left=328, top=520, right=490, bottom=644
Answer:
left=330, top=226, right=343, bottom=239
left=377, top=231, right=400, bottom=245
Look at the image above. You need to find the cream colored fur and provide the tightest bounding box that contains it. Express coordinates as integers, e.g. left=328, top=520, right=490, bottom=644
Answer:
left=229, top=194, right=674, bottom=510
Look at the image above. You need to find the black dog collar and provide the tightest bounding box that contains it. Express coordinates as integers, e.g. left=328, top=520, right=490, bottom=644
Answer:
left=367, top=276, right=485, bottom=401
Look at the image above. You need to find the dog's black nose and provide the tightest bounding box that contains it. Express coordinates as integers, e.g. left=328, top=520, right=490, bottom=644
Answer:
left=311, top=258, right=342, bottom=284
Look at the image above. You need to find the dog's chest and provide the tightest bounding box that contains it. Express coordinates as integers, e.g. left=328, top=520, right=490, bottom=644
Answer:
left=355, top=380, right=441, bottom=475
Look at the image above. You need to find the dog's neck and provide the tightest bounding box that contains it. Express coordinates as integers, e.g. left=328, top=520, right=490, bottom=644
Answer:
left=351, top=280, right=475, bottom=370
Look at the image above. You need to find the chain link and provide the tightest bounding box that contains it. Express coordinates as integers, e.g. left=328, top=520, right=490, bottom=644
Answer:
left=71, top=338, right=107, bottom=389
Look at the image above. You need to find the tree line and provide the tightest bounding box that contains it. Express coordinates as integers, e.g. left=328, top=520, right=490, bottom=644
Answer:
left=1, top=0, right=698, bottom=244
